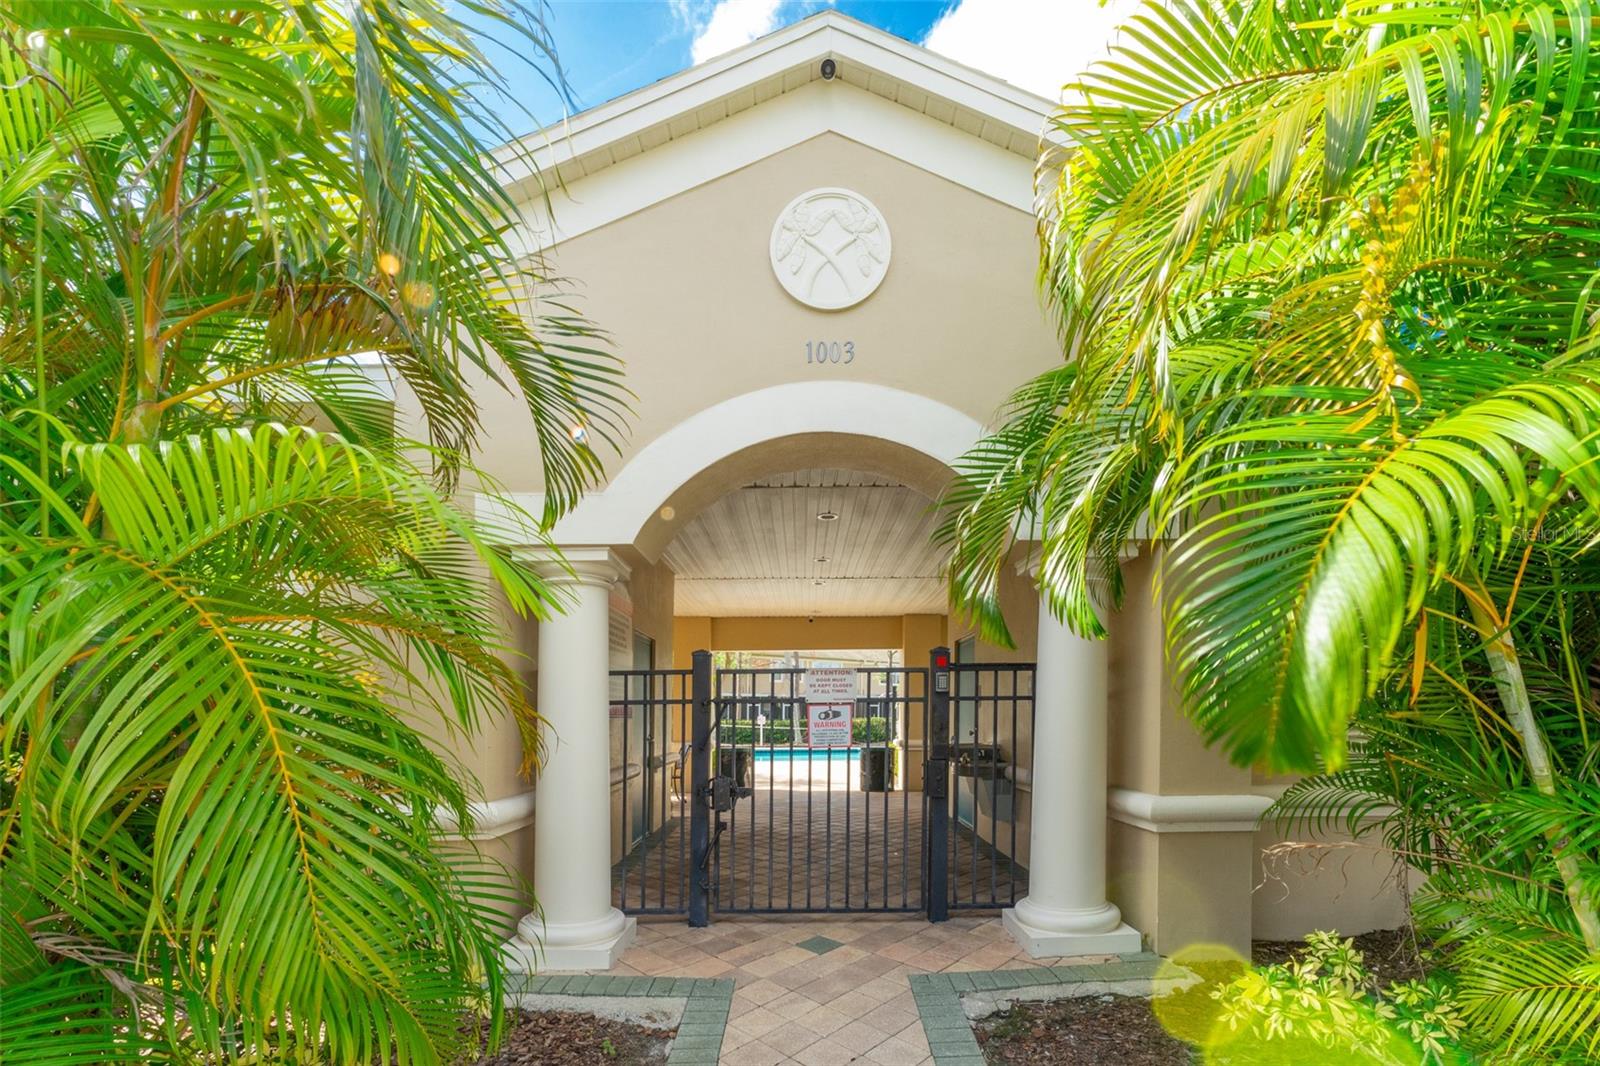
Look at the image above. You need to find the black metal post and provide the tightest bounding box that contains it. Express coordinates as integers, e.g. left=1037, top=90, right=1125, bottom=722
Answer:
left=926, top=646, right=951, bottom=922
left=689, top=649, right=712, bottom=927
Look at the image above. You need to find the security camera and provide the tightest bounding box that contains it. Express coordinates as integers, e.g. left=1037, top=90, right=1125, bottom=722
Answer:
left=820, top=58, right=837, bottom=80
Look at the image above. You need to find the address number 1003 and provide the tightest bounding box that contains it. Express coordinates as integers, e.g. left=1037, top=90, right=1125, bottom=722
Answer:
left=806, top=340, right=855, bottom=364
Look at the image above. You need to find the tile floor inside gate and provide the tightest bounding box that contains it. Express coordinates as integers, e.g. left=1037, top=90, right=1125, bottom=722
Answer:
left=579, top=914, right=1117, bottom=1065
left=612, top=787, right=1029, bottom=916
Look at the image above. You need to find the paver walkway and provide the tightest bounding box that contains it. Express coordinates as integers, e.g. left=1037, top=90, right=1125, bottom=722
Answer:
left=566, top=914, right=1117, bottom=1065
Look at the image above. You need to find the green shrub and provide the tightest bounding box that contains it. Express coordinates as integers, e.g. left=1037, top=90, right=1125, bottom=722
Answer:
left=1206, top=932, right=1466, bottom=1065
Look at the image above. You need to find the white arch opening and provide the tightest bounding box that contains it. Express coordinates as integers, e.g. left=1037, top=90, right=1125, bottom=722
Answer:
left=478, top=381, right=986, bottom=556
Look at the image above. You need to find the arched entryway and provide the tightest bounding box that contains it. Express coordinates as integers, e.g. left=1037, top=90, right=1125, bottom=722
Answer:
left=492, top=384, right=1138, bottom=970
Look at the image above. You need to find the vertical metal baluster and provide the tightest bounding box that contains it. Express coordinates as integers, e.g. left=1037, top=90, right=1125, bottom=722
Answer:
left=787, top=679, right=795, bottom=912
left=724, top=671, right=733, bottom=911
left=635, top=673, right=646, bottom=913
left=771, top=685, right=777, bottom=909
left=684, top=672, right=691, bottom=902
left=750, top=672, right=757, bottom=911
left=749, top=671, right=758, bottom=910
left=885, top=671, right=892, bottom=907
left=857, top=669, right=870, bottom=902
left=619, top=671, right=629, bottom=910
left=990, top=671, right=1000, bottom=906
left=1010, top=667, right=1019, bottom=904
left=902, top=669, right=911, bottom=910
left=806, top=670, right=814, bottom=911
left=826, top=703, right=834, bottom=911
left=969, top=670, right=979, bottom=907
left=638, top=675, right=647, bottom=911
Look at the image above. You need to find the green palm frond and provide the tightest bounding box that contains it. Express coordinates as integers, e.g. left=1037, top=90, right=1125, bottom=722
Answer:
left=2, top=428, right=533, bottom=1062
left=947, top=1, right=1600, bottom=1053
left=0, top=3, right=622, bottom=1060
left=1160, top=371, right=1600, bottom=770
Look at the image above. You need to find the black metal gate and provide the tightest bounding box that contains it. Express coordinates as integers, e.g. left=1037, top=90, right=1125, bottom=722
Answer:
left=609, top=667, right=693, bottom=915
left=609, top=648, right=1032, bottom=924
left=703, top=659, right=926, bottom=916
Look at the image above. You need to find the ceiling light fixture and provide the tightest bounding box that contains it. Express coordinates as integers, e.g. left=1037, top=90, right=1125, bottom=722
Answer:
left=816, top=510, right=838, bottom=522
left=813, top=580, right=826, bottom=586
left=815, top=555, right=829, bottom=563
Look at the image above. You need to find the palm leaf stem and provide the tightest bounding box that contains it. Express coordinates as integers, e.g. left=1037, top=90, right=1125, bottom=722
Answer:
left=1464, top=581, right=1600, bottom=951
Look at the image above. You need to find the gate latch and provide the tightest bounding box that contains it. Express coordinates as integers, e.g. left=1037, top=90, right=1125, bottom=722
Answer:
left=702, top=773, right=751, bottom=814
left=696, top=774, right=751, bottom=875
left=925, top=757, right=949, bottom=799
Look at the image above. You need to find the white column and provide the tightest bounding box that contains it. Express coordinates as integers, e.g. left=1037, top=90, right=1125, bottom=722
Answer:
left=1003, top=592, right=1142, bottom=956
left=504, top=547, right=636, bottom=972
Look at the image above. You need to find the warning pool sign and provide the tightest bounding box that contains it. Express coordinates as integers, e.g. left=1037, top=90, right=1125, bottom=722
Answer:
left=807, top=703, right=853, bottom=747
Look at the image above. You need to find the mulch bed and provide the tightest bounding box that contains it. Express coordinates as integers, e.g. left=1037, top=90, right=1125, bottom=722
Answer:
left=1253, top=925, right=1428, bottom=988
left=464, top=1009, right=675, bottom=1065
left=975, top=929, right=1419, bottom=1065
left=976, top=993, right=1197, bottom=1065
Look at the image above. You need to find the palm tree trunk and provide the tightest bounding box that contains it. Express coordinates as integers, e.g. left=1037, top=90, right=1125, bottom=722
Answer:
left=1466, top=595, right=1600, bottom=953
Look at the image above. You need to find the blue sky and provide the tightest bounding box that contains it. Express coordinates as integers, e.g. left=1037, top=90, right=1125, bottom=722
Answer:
left=477, top=0, right=1141, bottom=139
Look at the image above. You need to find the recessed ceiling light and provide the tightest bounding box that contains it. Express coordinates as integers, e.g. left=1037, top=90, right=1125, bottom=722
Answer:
left=816, top=511, right=838, bottom=522
left=659, top=505, right=676, bottom=521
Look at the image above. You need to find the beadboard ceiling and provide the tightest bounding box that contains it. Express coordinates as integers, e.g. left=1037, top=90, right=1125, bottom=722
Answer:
left=662, top=469, right=948, bottom=617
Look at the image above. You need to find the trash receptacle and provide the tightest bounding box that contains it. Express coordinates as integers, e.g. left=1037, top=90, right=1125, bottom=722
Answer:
left=728, top=748, right=754, bottom=789
left=859, top=747, right=893, bottom=792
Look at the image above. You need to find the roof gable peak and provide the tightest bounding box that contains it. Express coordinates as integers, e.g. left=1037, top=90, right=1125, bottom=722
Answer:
left=495, top=10, right=1056, bottom=198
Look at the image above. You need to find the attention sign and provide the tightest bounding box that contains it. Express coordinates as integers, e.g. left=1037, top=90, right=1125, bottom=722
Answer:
left=804, top=667, right=856, bottom=703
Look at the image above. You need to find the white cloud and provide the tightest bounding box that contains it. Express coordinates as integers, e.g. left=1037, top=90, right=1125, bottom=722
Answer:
left=690, top=0, right=784, bottom=64
left=923, top=0, right=1144, bottom=103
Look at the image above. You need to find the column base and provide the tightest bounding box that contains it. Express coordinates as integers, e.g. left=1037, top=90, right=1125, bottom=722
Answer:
left=502, top=908, right=637, bottom=973
left=1004, top=897, right=1142, bottom=957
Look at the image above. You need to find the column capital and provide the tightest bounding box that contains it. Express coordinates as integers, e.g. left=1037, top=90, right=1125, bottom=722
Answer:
left=515, top=545, right=631, bottom=588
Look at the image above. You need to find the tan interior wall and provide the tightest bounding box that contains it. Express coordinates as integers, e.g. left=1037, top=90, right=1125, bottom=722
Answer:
left=676, top=615, right=906, bottom=654
left=626, top=555, right=677, bottom=668
left=944, top=554, right=1037, bottom=866
left=897, top=615, right=946, bottom=791
left=673, top=616, right=713, bottom=670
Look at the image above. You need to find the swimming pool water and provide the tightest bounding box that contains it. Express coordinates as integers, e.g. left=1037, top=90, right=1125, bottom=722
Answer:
left=748, top=747, right=860, bottom=761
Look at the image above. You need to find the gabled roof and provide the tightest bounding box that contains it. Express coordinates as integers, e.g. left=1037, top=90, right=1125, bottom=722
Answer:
left=493, top=11, right=1057, bottom=203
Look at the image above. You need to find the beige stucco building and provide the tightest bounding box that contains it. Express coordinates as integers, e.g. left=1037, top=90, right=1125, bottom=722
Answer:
left=406, top=13, right=1406, bottom=971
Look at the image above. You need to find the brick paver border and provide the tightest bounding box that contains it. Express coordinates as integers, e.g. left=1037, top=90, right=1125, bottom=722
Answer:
left=506, top=974, right=736, bottom=1065
left=908, top=952, right=1169, bottom=1065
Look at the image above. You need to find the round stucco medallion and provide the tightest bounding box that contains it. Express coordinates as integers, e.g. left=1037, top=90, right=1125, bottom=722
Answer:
left=769, top=187, right=892, bottom=311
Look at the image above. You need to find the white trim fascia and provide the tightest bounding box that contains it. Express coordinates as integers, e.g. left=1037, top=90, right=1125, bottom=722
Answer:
left=436, top=790, right=536, bottom=842
left=493, top=11, right=1054, bottom=192
left=476, top=382, right=986, bottom=551
left=507, top=81, right=1036, bottom=254
left=1108, top=787, right=1274, bottom=834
